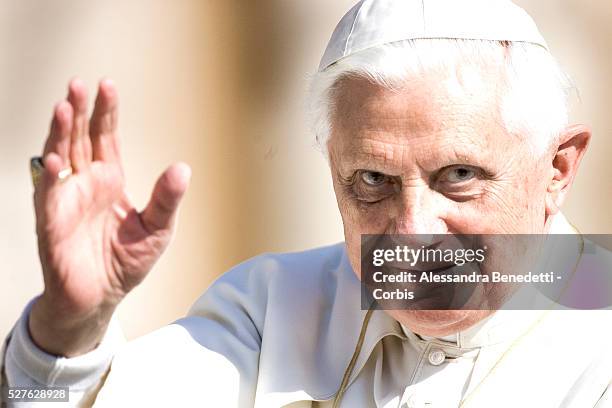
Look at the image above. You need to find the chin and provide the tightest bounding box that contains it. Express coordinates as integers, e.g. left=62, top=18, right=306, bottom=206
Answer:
left=386, top=309, right=487, bottom=337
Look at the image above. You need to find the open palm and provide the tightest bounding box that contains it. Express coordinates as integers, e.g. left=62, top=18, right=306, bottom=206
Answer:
left=30, top=79, right=190, bottom=355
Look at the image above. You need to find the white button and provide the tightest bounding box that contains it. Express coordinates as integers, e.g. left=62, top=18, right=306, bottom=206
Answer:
left=428, top=349, right=446, bottom=366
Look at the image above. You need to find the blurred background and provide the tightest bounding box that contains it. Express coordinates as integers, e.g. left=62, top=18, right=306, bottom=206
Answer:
left=1, top=0, right=610, bottom=340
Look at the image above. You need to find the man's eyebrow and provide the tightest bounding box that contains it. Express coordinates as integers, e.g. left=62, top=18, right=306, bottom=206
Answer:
left=337, top=141, right=494, bottom=175
left=337, top=150, right=400, bottom=173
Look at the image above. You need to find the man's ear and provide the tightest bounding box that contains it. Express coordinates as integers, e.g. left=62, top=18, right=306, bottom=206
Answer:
left=545, top=124, right=591, bottom=217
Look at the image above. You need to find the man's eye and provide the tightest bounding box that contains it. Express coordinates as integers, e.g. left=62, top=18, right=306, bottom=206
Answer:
left=445, top=167, right=476, bottom=183
left=361, top=171, right=388, bottom=186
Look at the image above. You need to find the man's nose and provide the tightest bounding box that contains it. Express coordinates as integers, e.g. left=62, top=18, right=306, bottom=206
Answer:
left=388, top=186, right=447, bottom=237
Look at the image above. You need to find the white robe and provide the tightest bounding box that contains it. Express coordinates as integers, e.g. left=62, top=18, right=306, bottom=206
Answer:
left=2, top=214, right=611, bottom=407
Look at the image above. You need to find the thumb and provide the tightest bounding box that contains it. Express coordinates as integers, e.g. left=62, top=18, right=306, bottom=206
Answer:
left=141, top=162, right=191, bottom=233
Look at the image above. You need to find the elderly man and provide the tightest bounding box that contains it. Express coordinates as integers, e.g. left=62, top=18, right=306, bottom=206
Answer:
left=1, top=0, right=611, bottom=407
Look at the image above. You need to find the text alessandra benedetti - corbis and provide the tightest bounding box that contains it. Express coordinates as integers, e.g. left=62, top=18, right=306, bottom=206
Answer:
left=372, top=271, right=558, bottom=283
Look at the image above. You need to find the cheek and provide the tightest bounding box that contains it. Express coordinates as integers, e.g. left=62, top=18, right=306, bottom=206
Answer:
left=336, top=193, right=394, bottom=236
left=452, top=176, right=548, bottom=233
left=506, top=164, right=549, bottom=219
left=334, top=190, right=396, bottom=280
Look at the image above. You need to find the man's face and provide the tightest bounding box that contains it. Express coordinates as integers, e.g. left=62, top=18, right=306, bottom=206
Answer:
left=328, top=63, right=554, bottom=336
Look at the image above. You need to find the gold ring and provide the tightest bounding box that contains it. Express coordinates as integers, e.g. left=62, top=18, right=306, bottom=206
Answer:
left=30, top=156, right=73, bottom=188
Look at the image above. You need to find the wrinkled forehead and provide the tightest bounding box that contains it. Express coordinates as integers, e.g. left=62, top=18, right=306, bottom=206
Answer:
left=327, top=64, right=519, bottom=170
left=333, top=64, right=507, bottom=134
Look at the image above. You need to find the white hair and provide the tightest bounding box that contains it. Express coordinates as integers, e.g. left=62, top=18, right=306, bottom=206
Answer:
left=306, top=39, right=574, bottom=158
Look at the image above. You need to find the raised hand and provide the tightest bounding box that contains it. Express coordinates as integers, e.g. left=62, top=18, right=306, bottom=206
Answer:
left=29, top=78, right=191, bottom=357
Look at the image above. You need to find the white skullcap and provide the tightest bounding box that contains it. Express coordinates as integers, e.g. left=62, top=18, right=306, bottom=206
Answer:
left=319, top=0, right=548, bottom=72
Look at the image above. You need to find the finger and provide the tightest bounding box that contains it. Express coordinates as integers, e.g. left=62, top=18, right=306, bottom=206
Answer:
left=141, top=163, right=191, bottom=233
left=34, top=152, right=66, bottom=201
left=33, top=153, right=72, bottom=231
left=67, top=78, right=92, bottom=172
left=42, top=101, right=73, bottom=166
left=89, top=79, right=120, bottom=162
